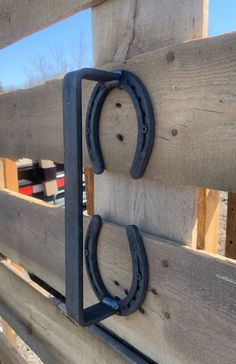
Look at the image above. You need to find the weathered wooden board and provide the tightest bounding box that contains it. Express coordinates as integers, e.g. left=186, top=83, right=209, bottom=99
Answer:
left=0, top=32, right=236, bottom=190
left=0, top=0, right=106, bottom=49
left=0, top=262, right=127, bottom=364
left=0, top=78, right=63, bottom=162
left=93, top=0, right=208, bottom=65
left=94, top=173, right=201, bottom=243
left=0, top=191, right=65, bottom=292
left=0, top=190, right=236, bottom=363
left=92, top=0, right=208, bottom=248
left=0, top=332, right=27, bottom=364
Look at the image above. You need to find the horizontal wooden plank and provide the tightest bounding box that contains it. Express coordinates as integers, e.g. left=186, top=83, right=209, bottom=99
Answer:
left=0, top=331, right=27, bottom=364
left=0, top=189, right=236, bottom=363
left=1, top=32, right=236, bottom=190
left=0, top=0, right=106, bottom=49
left=0, top=262, right=127, bottom=364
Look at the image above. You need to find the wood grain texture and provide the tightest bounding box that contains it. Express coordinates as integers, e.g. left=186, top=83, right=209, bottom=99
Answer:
left=0, top=0, right=106, bottom=49
left=0, top=332, right=28, bottom=364
left=225, top=192, right=236, bottom=259
left=0, top=263, right=126, bottom=364
left=0, top=79, right=63, bottom=162
left=1, top=32, right=236, bottom=190
left=90, top=31, right=236, bottom=192
left=0, top=190, right=235, bottom=363
left=94, top=173, right=199, bottom=243
left=93, top=0, right=208, bottom=65
left=92, top=0, right=207, bottom=246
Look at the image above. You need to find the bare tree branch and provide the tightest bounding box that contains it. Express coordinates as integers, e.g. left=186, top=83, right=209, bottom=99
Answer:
left=24, top=34, right=91, bottom=87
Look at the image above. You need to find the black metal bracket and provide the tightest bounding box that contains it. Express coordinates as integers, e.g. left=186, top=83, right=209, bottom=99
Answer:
left=86, top=69, right=155, bottom=179
left=63, top=68, right=149, bottom=327
left=85, top=215, right=148, bottom=317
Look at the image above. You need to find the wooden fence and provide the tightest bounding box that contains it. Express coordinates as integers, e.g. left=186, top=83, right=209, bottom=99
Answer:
left=0, top=0, right=236, bottom=363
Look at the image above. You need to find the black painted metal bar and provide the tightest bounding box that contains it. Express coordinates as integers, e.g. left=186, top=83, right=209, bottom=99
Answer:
left=63, top=69, right=120, bottom=326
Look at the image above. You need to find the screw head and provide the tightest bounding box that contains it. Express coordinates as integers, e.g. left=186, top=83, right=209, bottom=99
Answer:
left=164, top=312, right=171, bottom=320
left=151, top=288, right=158, bottom=295
left=116, top=133, right=124, bottom=142
left=162, top=260, right=169, bottom=268
left=171, top=128, right=178, bottom=136
left=166, top=51, right=175, bottom=63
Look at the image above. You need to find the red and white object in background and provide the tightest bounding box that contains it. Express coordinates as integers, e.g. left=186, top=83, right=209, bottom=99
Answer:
left=19, top=177, right=65, bottom=196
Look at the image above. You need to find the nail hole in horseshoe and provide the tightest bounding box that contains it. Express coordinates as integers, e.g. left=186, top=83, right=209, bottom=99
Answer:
left=142, top=125, right=148, bottom=134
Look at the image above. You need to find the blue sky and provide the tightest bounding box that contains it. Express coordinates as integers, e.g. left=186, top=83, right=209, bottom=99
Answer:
left=0, top=0, right=236, bottom=89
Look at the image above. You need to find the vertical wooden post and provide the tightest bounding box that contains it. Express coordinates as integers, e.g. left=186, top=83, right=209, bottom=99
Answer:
left=225, top=192, right=236, bottom=259
left=0, top=159, right=5, bottom=188
left=0, top=158, right=18, bottom=349
left=194, top=188, right=219, bottom=253
left=39, top=160, right=58, bottom=197
left=3, top=159, right=18, bottom=192
left=92, top=0, right=214, bottom=254
left=84, top=167, right=94, bottom=215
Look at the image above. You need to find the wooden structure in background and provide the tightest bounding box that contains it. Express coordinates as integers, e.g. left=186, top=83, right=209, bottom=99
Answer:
left=196, top=188, right=219, bottom=253
left=39, top=160, right=58, bottom=197
left=0, top=158, right=18, bottom=191
left=84, top=167, right=94, bottom=215
left=0, top=0, right=235, bottom=363
left=226, top=192, right=236, bottom=258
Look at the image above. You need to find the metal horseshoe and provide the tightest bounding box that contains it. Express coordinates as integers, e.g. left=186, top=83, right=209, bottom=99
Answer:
left=86, top=69, right=155, bottom=179
left=85, top=215, right=149, bottom=316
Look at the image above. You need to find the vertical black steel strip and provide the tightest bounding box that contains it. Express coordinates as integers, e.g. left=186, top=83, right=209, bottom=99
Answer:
left=63, top=71, right=84, bottom=323
left=63, top=69, right=121, bottom=326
